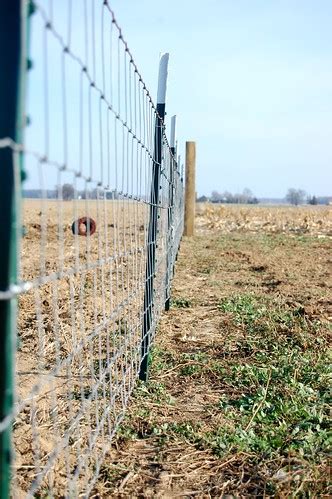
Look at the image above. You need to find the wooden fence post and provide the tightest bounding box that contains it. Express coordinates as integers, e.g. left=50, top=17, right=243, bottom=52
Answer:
left=184, top=141, right=196, bottom=236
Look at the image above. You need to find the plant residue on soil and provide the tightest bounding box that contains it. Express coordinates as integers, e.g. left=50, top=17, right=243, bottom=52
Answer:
left=93, top=205, right=331, bottom=497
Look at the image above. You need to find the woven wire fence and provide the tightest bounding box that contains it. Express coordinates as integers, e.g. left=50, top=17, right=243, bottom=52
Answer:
left=0, top=1, right=184, bottom=496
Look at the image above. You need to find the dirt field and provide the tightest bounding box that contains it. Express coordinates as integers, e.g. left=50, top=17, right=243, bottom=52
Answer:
left=91, top=204, right=331, bottom=497
left=14, top=198, right=167, bottom=496
left=13, top=203, right=331, bottom=496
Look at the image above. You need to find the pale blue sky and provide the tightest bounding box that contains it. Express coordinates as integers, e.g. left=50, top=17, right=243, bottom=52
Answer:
left=26, top=1, right=332, bottom=198
left=110, top=0, right=332, bottom=197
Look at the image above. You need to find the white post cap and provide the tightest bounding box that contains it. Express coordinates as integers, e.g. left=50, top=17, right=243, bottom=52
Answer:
left=157, top=53, right=169, bottom=105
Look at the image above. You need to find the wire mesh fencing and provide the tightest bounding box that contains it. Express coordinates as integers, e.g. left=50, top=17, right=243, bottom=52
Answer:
left=0, top=1, right=184, bottom=496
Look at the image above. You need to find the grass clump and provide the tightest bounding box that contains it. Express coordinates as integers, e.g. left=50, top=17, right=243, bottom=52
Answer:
left=149, top=346, right=176, bottom=373
left=179, top=352, right=208, bottom=376
left=171, top=297, right=192, bottom=308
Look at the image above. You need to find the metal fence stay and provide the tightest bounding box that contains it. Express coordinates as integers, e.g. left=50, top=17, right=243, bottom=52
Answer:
left=0, top=1, right=184, bottom=497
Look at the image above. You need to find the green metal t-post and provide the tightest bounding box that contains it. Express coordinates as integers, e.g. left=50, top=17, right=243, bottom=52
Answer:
left=165, top=115, right=176, bottom=311
left=139, top=53, right=169, bottom=381
left=0, top=1, right=29, bottom=497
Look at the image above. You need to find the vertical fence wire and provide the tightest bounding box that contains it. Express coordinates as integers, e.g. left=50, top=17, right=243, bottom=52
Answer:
left=0, top=1, right=184, bottom=496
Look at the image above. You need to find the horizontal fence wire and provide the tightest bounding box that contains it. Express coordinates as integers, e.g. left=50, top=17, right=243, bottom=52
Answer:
left=0, top=1, right=184, bottom=496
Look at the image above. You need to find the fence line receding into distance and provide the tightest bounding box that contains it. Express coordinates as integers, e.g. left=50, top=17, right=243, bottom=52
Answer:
left=0, top=1, right=184, bottom=496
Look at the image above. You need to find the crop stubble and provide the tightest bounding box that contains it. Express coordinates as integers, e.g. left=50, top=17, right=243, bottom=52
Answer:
left=14, top=202, right=331, bottom=496
left=93, top=204, right=331, bottom=497
left=14, top=198, right=156, bottom=496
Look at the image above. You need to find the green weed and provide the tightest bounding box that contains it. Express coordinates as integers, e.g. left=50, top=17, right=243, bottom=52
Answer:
left=113, top=287, right=330, bottom=496
left=214, top=294, right=331, bottom=462
left=171, top=297, right=192, bottom=308
left=133, top=379, right=174, bottom=405
left=149, top=346, right=176, bottom=373
left=179, top=352, right=208, bottom=376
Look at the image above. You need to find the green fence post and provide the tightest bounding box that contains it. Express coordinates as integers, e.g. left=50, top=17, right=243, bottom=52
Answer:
left=139, top=53, right=169, bottom=381
left=0, top=1, right=29, bottom=496
left=165, top=115, right=177, bottom=311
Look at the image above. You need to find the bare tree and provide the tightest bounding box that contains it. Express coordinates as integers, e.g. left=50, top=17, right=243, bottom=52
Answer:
left=285, top=188, right=306, bottom=206
left=242, top=188, right=253, bottom=203
left=57, top=183, right=75, bottom=201
left=211, top=190, right=222, bottom=203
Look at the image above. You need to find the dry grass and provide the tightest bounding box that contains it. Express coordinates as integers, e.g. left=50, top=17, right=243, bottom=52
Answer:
left=196, top=203, right=332, bottom=236
left=91, top=204, right=331, bottom=498
left=13, top=198, right=161, bottom=496
left=13, top=202, right=331, bottom=497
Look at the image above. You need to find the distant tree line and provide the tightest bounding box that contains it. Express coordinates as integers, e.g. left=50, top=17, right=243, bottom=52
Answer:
left=196, top=187, right=331, bottom=206
left=23, top=184, right=332, bottom=206
left=56, top=184, right=120, bottom=200
left=285, top=188, right=331, bottom=206
left=306, top=195, right=332, bottom=205
left=197, top=188, right=259, bottom=204
left=23, top=184, right=121, bottom=200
